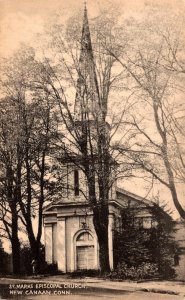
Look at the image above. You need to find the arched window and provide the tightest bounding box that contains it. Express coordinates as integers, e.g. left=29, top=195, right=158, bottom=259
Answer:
left=76, top=232, right=93, bottom=241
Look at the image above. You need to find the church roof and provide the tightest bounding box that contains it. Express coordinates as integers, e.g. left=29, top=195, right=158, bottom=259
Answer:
left=43, top=186, right=154, bottom=214
left=116, top=187, right=154, bottom=207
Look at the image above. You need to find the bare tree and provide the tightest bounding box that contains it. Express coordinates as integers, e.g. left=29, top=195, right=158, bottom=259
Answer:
left=106, top=13, right=185, bottom=219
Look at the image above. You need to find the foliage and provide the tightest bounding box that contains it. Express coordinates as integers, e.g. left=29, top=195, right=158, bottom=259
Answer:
left=0, top=241, right=10, bottom=274
left=20, top=244, right=32, bottom=275
left=110, top=262, right=158, bottom=280
left=0, top=54, right=61, bottom=272
left=113, top=208, right=177, bottom=279
left=44, top=263, right=58, bottom=275
left=20, top=244, right=46, bottom=275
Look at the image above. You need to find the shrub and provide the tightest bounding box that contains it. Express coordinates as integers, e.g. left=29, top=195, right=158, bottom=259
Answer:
left=20, top=243, right=47, bottom=275
left=20, top=244, right=32, bottom=274
left=113, top=207, right=178, bottom=280
left=45, top=263, right=58, bottom=274
left=110, top=262, right=159, bottom=280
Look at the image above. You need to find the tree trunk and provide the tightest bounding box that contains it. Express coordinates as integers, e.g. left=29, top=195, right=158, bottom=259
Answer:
left=84, top=121, right=111, bottom=274
left=153, top=101, right=185, bottom=219
left=93, top=209, right=110, bottom=274
left=10, top=203, right=20, bottom=274
left=7, top=166, right=21, bottom=275
left=163, top=147, right=185, bottom=219
left=11, top=226, right=20, bottom=275
left=93, top=204, right=110, bottom=274
left=99, top=241, right=110, bottom=273
left=26, top=219, right=41, bottom=265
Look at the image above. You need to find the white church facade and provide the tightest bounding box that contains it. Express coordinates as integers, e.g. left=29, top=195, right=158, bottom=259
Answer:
left=43, top=183, right=156, bottom=272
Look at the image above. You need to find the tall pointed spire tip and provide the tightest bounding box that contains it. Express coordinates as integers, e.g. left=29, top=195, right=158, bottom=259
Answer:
left=83, top=0, right=87, bottom=11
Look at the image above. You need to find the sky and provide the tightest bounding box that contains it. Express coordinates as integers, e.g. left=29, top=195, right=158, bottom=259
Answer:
left=1, top=0, right=185, bottom=57
left=0, top=0, right=185, bottom=250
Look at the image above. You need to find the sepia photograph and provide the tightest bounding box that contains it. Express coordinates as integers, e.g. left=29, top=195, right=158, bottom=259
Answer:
left=0, top=0, right=185, bottom=299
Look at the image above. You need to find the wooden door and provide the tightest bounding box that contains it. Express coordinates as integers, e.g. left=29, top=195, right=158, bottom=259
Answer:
left=77, top=246, right=94, bottom=270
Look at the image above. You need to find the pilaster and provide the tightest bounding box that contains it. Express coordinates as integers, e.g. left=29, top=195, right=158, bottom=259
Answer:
left=108, top=214, right=114, bottom=270
left=44, top=224, right=53, bottom=264
left=57, top=217, right=66, bottom=272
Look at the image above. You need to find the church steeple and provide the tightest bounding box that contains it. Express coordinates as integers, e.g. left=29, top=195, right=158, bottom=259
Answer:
left=74, top=5, right=100, bottom=121
left=81, top=3, right=93, bottom=55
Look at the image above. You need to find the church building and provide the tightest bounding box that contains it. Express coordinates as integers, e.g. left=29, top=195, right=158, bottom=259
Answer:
left=43, top=6, right=162, bottom=273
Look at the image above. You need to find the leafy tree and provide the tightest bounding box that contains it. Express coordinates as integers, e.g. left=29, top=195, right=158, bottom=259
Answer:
left=0, top=51, right=59, bottom=271
left=0, top=99, right=22, bottom=274
left=113, top=206, right=177, bottom=279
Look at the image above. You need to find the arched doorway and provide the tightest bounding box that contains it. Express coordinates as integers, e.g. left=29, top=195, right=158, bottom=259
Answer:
left=75, top=231, right=95, bottom=270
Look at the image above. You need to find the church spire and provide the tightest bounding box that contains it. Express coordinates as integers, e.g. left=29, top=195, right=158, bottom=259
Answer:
left=74, top=5, right=100, bottom=121
left=80, top=2, right=93, bottom=55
